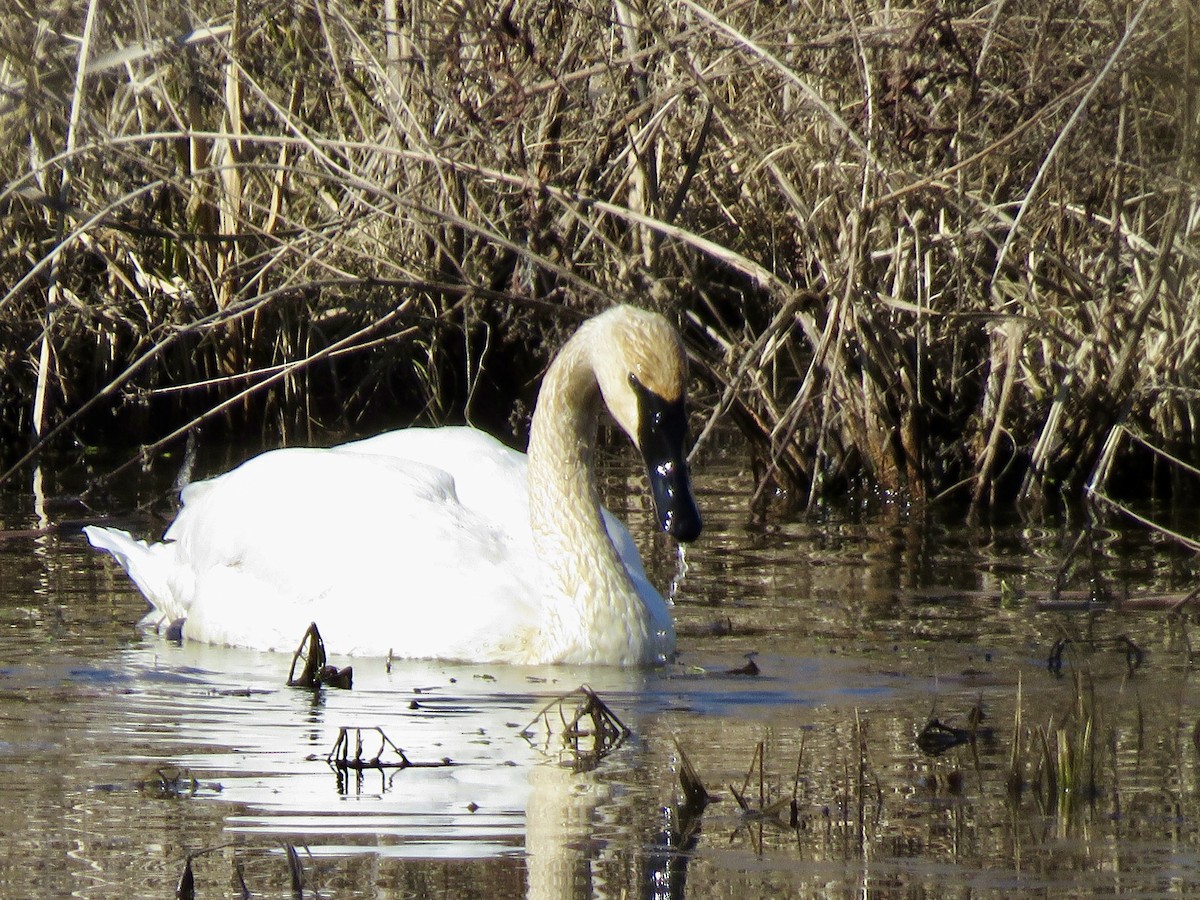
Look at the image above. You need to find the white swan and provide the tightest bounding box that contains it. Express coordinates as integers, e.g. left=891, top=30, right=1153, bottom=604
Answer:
left=84, top=304, right=702, bottom=666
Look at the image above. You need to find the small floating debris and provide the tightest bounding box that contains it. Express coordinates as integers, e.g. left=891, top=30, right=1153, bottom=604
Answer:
left=92, top=767, right=221, bottom=799
left=729, top=741, right=766, bottom=815
left=916, top=701, right=991, bottom=756
left=285, top=843, right=306, bottom=898
left=726, top=739, right=805, bottom=844
left=1047, top=634, right=1145, bottom=677
left=287, top=622, right=353, bottom=689
left=139, top=766, right=199, bottom=800
left=176, top=855, right=194, bottom=900
left=916, top=718, right=975, bottom=756
left=723, top=652, right=760, bottom=676
left=918, top=770, right=965, bottom=796
left=172, top=842, right=246, bottom=900
left=1116, top=634, right=1145, bottom=674
left=521, top=685, right=630, bottom=770
left=675, top=739, right=718, bottom=811
left=326, top=726, right=453, bottom=772
left=679, top=652, right=764, bottom=677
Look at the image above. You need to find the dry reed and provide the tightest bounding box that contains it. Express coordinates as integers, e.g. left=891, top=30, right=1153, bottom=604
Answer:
left=0, top=0, right=1195, bottom=509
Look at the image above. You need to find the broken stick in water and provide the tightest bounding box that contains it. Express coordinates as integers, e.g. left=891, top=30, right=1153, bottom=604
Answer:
left=287, top=622, right=353, bottom=689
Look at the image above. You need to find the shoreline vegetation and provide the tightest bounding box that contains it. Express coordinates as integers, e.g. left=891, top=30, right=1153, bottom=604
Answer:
left=1, top=0, right=1196, bottom=515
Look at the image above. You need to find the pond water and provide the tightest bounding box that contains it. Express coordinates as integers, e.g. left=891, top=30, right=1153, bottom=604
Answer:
left=3, top=446, right=1200, bottom=898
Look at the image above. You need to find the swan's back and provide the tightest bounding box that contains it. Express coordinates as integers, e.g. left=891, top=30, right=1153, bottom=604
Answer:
left=342, top=427, right=651, bottom=584
left=340, top=427, right=530, bottom=526
left=136, top=437, right=546, bottom=658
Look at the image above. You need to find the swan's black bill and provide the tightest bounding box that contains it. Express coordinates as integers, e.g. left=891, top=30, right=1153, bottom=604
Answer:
left=631, top=375, right=703, bottom=543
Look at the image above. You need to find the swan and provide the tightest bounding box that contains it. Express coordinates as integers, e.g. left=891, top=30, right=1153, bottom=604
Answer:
left=84, top=304, right=702, bottom=666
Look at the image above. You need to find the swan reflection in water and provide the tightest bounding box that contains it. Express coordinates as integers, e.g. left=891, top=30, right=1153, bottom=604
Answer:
left=116, top=641, right=701, bottom=899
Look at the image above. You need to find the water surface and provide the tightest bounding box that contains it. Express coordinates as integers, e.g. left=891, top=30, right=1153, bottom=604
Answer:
left=2, top=450, right=1200, bottom=898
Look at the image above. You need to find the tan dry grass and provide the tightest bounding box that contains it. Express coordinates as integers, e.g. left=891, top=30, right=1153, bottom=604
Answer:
left=0, top=0, right=1195, bottom=508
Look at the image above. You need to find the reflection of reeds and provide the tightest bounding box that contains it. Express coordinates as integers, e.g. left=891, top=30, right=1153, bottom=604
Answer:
left=1009, top=668, right=1105, bottom=832
left=712, top=713, right=885, bottom=857
left=175, top=841, right=284, bottom=900
left=723, top=739, right=801, bottom=855
left=1007, top=672, right=1025, bottom=797
left=674, top=739, right=716, bottom=812
left=521, top=685, right=630, bottom=771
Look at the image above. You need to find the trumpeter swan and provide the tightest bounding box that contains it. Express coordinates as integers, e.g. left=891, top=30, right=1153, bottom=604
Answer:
left=85, top=304, right=702, bottom=665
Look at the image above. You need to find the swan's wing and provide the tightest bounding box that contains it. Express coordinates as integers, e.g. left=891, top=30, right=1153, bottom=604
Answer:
left=347, top=429, right=653, bottom=568
left=160, top=446, right=546, bottom=657
left=337, top=426, right=530, bottom=527
left=601, top=510, right=650, bottom=584
left=600, top=509, right=674, bottom=647
left=168, top=448, right=469, bottom=592
left=92, top=427, right=665, bottom=660
left=83, top=525, right=187, bottom=625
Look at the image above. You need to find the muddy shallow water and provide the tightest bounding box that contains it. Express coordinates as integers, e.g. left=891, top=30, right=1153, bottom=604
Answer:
left=3, top=448, right=1200, bottom=898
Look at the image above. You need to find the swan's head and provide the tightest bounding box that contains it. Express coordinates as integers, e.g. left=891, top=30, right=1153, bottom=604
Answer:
left=590, top=306, right=703, bottom=543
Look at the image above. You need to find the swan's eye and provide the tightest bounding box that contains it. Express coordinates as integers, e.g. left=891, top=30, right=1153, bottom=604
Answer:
left=628, top=373, right=670, bottom=418
left=629, top=373, right=688, bottom=453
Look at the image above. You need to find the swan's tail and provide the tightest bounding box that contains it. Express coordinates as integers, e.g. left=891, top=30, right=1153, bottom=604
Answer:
left=83, top=525, right=183, bottom=622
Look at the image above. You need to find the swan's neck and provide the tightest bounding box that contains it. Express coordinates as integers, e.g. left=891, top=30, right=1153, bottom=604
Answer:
left=527, top=333, right=663, bottom=665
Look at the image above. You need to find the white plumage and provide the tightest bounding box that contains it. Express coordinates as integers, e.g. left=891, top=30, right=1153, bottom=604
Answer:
left=85, top=305, right=701, bottom=666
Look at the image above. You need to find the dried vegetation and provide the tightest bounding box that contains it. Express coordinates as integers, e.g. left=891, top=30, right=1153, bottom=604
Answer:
left=0, top=0, right=1195, bottom=508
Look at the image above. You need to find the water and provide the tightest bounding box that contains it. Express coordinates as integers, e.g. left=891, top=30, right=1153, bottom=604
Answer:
left=3, top=448, right=1200, bottom=898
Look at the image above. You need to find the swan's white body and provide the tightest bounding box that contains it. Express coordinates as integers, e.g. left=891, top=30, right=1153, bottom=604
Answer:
left=85, top=305, right=700, bottom=666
